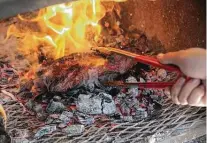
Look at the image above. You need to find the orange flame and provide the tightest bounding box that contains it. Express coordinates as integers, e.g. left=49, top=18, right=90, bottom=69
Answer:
left=5, top=0, right=126, bottom=80
left=15, top=0, right=106, bottom=59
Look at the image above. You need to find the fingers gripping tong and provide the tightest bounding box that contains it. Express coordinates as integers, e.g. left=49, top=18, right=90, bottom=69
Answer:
left=93, top=47, right=186, bottom=89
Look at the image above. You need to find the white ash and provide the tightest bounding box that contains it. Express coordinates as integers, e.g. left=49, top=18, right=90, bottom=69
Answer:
left=139, top=77, right=146, bottom=82
left=76, top=94, right=102, bottom=114
left=34, top=125, right=56, bottom=139
left=157, top=69, right=167, bottom=80
left=58, top=123, right=67, bottom=129
left=117, top=92, right=126, bottom=98
left=126, top=76, right=139, bottom=89
left=46, top=100, right=65, bottom=113
left=59, top=111, right=73, bottom=124
left=134, top=108, right=148, bottom=119
left=76, top=92, right=116, bottom=115
left=63, top=125, right=85, bottom=136
left=122, top=116, right=133, bottom=122
left=100, top=92, right=116, bottom=115
left=87, top=82, right=95, bottom=92
left=126, top=76, right=137, bottom=83
left=53, top=95, right=62, bottom=102
left=126, top=76, right=139, bottom=100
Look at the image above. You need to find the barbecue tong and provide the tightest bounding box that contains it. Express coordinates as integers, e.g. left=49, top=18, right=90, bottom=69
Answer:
left=93, top=47, right=186, bottom=89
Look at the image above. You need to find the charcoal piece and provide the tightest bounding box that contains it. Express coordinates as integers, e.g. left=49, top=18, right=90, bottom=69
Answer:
left=0, top=117, right=11, bottom=143
left=63, top=125, right=85, bottom=136
left=45, top=114, right=63, bottom=124
left=122, top=116, right=133, bottom=122
left=34, top=125, right=56, bottom=139
left=53, top=95, right=62, bottom=102
left=76, top=112, right=94, bottom=125
left=25, top=100, right=47, bottom=119
left=25, top=100, right=34, bottom=111
left=111, top=113, right=121, bottom=120
left=46, top=100, right=65, bottom=113
left=108, top=88, right=120, bottom=97
left=76, top=93, right=116, bottom=115
left=59, top=111, right=73, bottom=124
left=153, top=102, right=162, bottom=110
left=134, top=108, right=148, bottom=120
left=45, top=118, right=54, bottom=125
left=76, top=94, right=102, bottom=114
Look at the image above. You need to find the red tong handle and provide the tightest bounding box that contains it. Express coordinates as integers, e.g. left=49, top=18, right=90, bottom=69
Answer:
left=135, top=55, right=181, bottom=73
left=134, top=55, right=189, bottom=89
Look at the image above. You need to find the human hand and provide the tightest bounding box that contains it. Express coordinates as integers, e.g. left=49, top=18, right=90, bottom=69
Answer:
left=157, top=48, right=206, bottom=106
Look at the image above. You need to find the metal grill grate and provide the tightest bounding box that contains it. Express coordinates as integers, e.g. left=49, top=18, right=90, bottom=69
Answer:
left=2, top=92, right=205, bottom=143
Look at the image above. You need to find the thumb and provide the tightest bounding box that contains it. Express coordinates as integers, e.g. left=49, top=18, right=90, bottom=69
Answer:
left=157, top=52, right=179, bottom=64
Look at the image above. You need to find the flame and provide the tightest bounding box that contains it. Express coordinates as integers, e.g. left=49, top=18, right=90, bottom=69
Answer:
left=16, top=0, right=106, bottom=59
left=5, top=0, right=126, bottom=80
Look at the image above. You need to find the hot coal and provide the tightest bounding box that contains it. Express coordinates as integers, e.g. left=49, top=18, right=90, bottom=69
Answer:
left=63, top=125, right=85, bottom=136
left=46, top=100, right=65, bottom=114
left=10, top=22, right=175, bottom=140
left=76, top=93, right=116, bottom=115
left=34, top=125, right=56, bottom=139
left=16, top=48, right=172, bottom=122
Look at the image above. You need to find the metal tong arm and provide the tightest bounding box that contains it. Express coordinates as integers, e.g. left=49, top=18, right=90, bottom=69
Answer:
left=96, top=46, right=182, bottom=73
left=94, top=47, right=187, bottom=89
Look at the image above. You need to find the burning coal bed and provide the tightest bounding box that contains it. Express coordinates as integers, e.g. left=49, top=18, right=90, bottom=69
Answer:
left=0, top=35, right=175, bottom=141
left=0, top=2, right=176, bottom=141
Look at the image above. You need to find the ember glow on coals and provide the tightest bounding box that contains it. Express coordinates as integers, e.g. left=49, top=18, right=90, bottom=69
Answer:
left=0, top=0, right=177, bottom=141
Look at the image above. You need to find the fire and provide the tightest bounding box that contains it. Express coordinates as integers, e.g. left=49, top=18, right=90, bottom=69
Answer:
left=5, top=0, right=126, bottom=80
left=16, top=0, right=105, bottom=59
